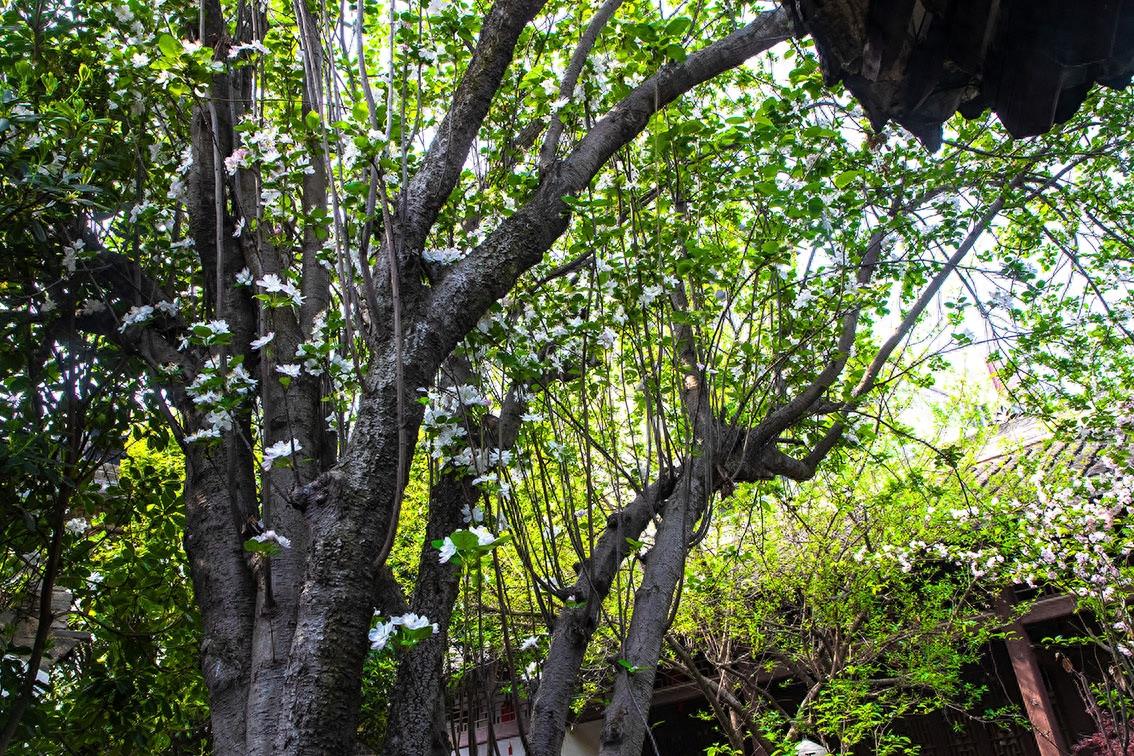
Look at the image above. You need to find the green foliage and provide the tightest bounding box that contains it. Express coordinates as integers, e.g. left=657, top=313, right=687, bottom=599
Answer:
left=4, top=440, right=208, bottom=754
left=676, top=429, right=1010, bottom=752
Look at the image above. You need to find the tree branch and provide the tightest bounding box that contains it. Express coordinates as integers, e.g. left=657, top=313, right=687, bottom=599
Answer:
left=537, top=0, right=627, bottom=172
left=400, top=0, right=551, bottom=252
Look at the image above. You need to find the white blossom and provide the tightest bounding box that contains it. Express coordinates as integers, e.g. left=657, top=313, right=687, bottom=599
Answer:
left=224, top=148, right=248, bottom=175
left=391, top=613, right=439, bottom=634
left=469, top=526, right=495, bottom=546
left=261, top=438, right=301, bottom=470
left=257, top=273, right=303, bottom=307
left=250, top=332, right=275, bottom=350
left=196, top=320, right=231, bottom=337
left=275, top=363, right=301, bottom=378
left=227, top=40, right=269, bottom=58
left=252, top=529, right=292, bottom=549
left=118, top=304, right=155, bottom=332
left=185, top=427, right=222, bottom=443
left=638, top=284, right=663, bottom=307
left=368, top=621, right=395, bottom=651
left=62, top=239, right=84, bottom=274
left=227, top=364, right=257, bottom=395
left=155, top=300, right=178, bottom=316
left=438, top=536, right=457, bottom=564
left=422, top=247, right=464, bottom=265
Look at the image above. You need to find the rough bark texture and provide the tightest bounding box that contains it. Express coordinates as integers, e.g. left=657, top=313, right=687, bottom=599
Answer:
left=273, top=351, right=425, bottom=753
left=184, top=4, right=263, bottom=744
left=183, top=448, right=258, bottom=755
left=243, top=69, right=330, bottom=756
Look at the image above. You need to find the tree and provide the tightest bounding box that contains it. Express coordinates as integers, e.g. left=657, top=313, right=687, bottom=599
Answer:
left=668, top=406, right=1014, bottom=754
left=1, top=0, right=1132, bottom=753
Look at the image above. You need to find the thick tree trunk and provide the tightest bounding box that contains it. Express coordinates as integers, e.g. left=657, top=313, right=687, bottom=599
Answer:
left=272, top=350, right=429, bottom=753
left=244, top=346, right=321, bottom=753
left=243, top=112, right=330, bottom=756
left=184, top=447, right=259, bottom=755
left=184, top=7, right=264, bottom=746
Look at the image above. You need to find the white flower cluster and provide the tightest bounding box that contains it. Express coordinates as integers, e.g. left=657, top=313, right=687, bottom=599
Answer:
left=252, top=529, right=292, bottom=549
left=262, top=438, right=302, bottom=471
left=420, top=384, right=489, bottom=466
left=117, top=300, right=177, bottom=332
left=61, top=239, right=85, bottom=274
left=168, top=146, right=194, bottom=202
left=369, top=612, right=439, bottom=651
left=422, top=247, right=464, bottom=265
left=437, top=526, right=498, bottom=564
left=256, top=274, right=303, bottom=308
left=227, top=40, right=269, bottom=59
left=180, top=319, right=231, bottom=350
left=118, top=304, right=155, bottom=331
left=183, top=355, right=257, bottom=444
left=235, top=117, right=315, bottom=214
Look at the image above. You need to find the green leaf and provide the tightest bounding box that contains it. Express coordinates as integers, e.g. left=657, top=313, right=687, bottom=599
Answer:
left=615, top=658, right=641, bottom=674
left=802, top=124, right=839, bottom=140
left=157, top=34, right=181, bottom=59
left=833, top=170, right=861, bottom=189
left=243, top=538, right=282, bottom=557
left=449, top=529, right=481, bottom=551
left=665, top=16, right=692, bottom=38
left=665, top=43, right=687, bottom=62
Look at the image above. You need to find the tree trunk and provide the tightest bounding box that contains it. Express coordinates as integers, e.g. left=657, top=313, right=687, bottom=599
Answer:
left=527, top=475, right=677, bottom=756
left=381, top=475, right=470, bottom=756
left=272, top=350, right=428, bottom=753
left=184, top=446, right=258, bottom=755
left=599, top=466, right=708, bottom=756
